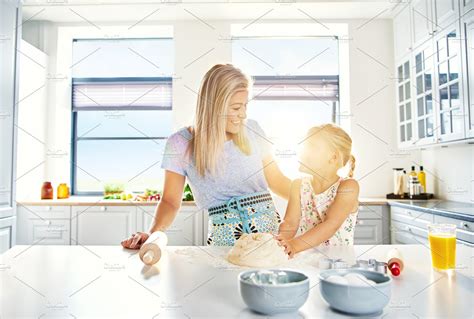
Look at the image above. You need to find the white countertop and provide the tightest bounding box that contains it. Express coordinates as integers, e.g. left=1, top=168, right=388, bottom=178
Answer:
left=16, top=196, right=389, bottom=206
left=1, top=244, right=472, bottom=318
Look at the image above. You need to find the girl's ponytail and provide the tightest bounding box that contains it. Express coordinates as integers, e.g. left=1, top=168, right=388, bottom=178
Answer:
left=348, top=154, right=356, bottom=178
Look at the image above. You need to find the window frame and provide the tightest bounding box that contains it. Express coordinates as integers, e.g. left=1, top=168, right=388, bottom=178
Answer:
left=70, top=76, right=173, bottom=196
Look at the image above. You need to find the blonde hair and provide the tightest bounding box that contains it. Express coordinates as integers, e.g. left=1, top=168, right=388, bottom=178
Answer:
left=306, top=123, right=356, bottom=178
left=191, top=64, right=252, bottom=176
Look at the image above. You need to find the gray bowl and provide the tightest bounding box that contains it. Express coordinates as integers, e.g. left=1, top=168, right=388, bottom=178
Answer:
left=239, top=270, right=309, bottom=315
left=319, top=269, right=392, bottom=316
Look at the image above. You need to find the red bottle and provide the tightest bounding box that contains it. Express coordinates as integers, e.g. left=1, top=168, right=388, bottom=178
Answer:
left=41, top=182, right=54, bottom=200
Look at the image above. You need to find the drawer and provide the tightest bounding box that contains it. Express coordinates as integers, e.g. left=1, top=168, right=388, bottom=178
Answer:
left=29, top=219, right=70, bottom=245
left=391, top=207, right=434, bottom=229
left=434, top=215, right=474, bottom=233
left=357, top=205, right=384, bottom=219
left=391, top=220, right=429, bottom=241
left=391, top=229, right=428, bottom=245
left=17, top=205, right=70, bottom=219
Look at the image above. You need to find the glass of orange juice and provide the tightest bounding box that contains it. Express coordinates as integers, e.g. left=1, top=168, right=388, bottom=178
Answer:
left=427, top=224, right=456, bottom=271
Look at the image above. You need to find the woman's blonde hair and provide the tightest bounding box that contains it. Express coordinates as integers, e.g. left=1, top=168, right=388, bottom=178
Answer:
left=306, top=123, right=356, bottom=178
left=191, top=64, right=252, bottom=176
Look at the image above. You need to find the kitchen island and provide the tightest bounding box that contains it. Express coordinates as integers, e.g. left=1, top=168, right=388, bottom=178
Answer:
left=1, top=244, right=472, bottom=318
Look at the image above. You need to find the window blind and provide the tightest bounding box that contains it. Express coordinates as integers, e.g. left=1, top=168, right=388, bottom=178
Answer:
left=251, top=75, right=338, bottom=101
left=72, top=77, right=172, bottom=111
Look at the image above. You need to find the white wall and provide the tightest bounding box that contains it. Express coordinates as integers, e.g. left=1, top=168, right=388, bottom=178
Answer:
left=19, top=18, right=421, bottom=200
left=420, top=144, right=474, bottom=203
left=15, top=40, right=48, bottom=200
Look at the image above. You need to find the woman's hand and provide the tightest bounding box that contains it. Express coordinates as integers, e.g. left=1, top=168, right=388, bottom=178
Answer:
left=275, top=235, right=296, bottom=258
left=121, top=232, right=149, bottom=249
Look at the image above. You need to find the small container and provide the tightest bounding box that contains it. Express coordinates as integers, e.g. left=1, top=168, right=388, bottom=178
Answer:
left=393, top=168, right=404, bottom=195
left=41, top=182, right=54, bottom=200
left=139, top=231, right=168, bottom=265
left=57, top=183, right=69, bottom=199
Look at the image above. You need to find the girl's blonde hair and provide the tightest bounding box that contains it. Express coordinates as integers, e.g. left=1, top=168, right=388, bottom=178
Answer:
left=191, top=64, right=252, bottom=176
left=306, top=123, right=356, bottom=178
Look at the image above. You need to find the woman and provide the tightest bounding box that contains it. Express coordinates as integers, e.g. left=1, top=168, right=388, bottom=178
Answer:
left=121, top=64, right=291, bottom=248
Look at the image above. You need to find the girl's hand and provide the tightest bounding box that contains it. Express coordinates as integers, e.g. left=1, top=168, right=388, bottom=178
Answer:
left=275, top=235, right=296, bottom=258
left=121, top=232, right=149, bottom=249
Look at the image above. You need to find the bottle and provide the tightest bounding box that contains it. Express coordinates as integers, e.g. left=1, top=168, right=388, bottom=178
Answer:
left=139, top=231, right=168, bottom=266
left=387, top=248, right=404, bottom=276
left=41, top=182, right=54, bottom=200
left=409, top=166, right=417, bottom=177
left=418, top=166, right=426, bottom=193
left=57, top=183, right=69, bottom=199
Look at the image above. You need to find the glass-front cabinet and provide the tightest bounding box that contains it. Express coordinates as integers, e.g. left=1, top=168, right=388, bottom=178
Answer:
left=434, top=24, right=465, bottom=142
left=412, top=43, right=435, bottom=145
left=462, top=11, right=474, bottom=138
left=397, top=58, right=414, bottom=147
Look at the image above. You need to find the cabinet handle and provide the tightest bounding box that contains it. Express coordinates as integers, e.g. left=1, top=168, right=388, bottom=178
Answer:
left=356, top=220, right=364, bottom=225
left=45, top=206, right=52, bottom=211
left=459, top=222, right=469, bottom=229
left=100, top=206, right=107, bottom=212
left=45, top=220, right=51, bottom=226
left=407, top=226, right=412, bottom=232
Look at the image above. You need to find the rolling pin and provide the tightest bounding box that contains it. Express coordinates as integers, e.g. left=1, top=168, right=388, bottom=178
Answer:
left=139, top=231, right=168, bottom=266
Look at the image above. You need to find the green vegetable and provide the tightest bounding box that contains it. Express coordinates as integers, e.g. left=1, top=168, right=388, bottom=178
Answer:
left=183, top=184, right=194, bottom=201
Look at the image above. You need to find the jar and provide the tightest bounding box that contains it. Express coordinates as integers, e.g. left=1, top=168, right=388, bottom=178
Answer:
left=41, top=182, right=54, bottom=200
left=57, top=183, right=69, bottom=199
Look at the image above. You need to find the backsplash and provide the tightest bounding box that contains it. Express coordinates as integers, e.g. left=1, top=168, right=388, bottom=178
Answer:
left=420, top=144, right=474, bottom=203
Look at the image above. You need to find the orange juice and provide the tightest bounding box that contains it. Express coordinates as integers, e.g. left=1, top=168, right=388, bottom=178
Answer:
left=428, top=233, right=456, bottom=270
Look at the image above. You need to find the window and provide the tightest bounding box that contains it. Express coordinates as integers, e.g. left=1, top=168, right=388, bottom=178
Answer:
left=71, top=38, right=174, bottom=194
left=232, top=36, right=339, bottom=177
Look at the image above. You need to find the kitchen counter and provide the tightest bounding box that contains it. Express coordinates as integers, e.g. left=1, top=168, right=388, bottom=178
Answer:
left=1, top=244, right=472, bottom=318
left=17, top=196, right=389, bottom=206
left=389, top=199, right=474, bottom=222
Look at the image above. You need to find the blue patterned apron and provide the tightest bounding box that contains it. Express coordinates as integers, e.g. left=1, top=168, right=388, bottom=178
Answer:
left=206, top=191, right=281, bottom=246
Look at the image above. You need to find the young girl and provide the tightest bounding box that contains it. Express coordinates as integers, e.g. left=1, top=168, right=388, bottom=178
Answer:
left=277, top=123, right=359, bottom=257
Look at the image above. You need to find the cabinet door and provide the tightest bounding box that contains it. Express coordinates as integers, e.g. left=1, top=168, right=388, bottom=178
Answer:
left=411, top=0, right=434, bottom=48
left=463, top=11, right=474, bottom=138
left=461, top=0, right=474, bottom=15
left=0, top=0, right=20, bottom=228
left=354, top=219, right=383, bottom=245
left=0, top=216, right=16, bottom=254
left=71, top=206, right=136, bottom=245
left=433, top=0, right=459, bottom=32
left=16, top=205, right=71, bottom=245
left=393, top=3, right=413, bottom=60
left=396, top=58, right=415, bottom=147
left=434, top=24, right=466, bottom=142
left=391, top=220, right=429, bottom=244
left=413, top=42, right=437, bottom=145
left=139, top=205, right=203, bottom=246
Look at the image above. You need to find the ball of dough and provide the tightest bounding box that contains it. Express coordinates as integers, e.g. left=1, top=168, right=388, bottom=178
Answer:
left=227, top=233, right=289, bottom=267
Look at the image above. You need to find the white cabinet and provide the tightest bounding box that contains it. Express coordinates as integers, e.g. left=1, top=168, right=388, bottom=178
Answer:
left=354, top=205, right=389, bottom=245
left=433, top=23, right=466, bottom=142
left=411, top=0, right=434, bottom=48
left=390, top=205, right=474, bottom=245
left=0, top=0, right=20, bottom=253
left=433, top=0, right=460, bottom=32
left=462, top=11, right=474, bottom=138
left=0, top=216, right=16, bottom=254
left=71, top=206, right=136, bottom=245
left=17, top=205, right=71, bottom=245
left=138, top=205, right=203, bottom=246
left=461, top=0, right=473, bottom=15
left=393, top=3, right=413, bottom=60
left=396, top=58, right=415, bottom=147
